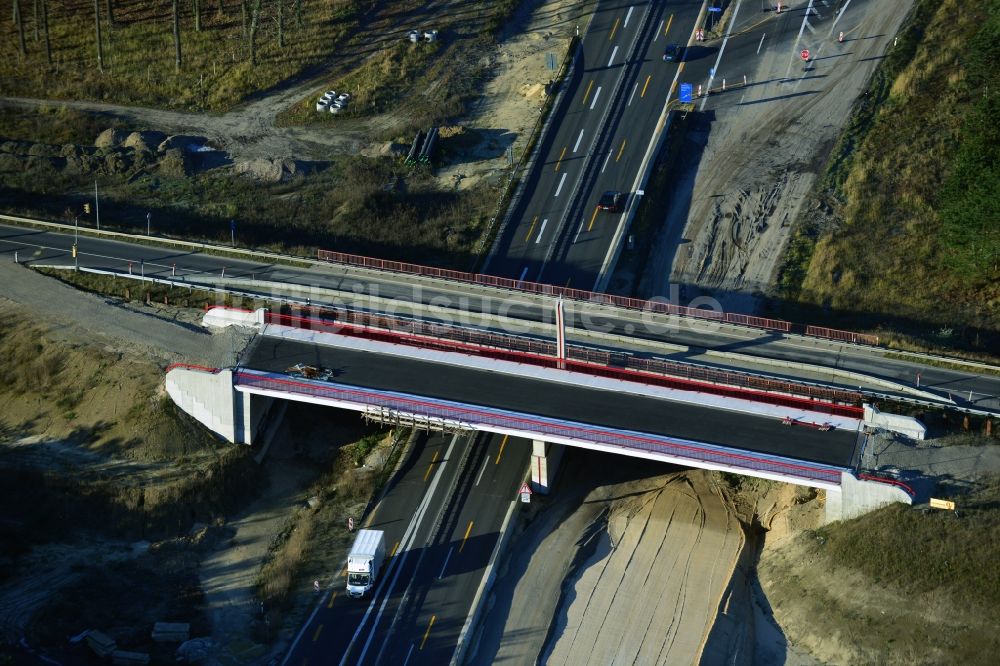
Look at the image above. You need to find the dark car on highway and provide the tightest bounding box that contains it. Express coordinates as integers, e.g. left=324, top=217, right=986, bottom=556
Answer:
left=598, top=191, right=624, bottom=212
left=663, top=43, right=681, bottom=62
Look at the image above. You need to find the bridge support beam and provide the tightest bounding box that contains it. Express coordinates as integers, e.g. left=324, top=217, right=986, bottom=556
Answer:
left=166, top=367, right=273, bottom=445
left=530, top=440, right=564, bottom=494
left=824, top=471, right=913, bottom=523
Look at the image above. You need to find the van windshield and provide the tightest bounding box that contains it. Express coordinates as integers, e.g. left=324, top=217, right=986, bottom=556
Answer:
left=348, top=573, right=370, bottom=587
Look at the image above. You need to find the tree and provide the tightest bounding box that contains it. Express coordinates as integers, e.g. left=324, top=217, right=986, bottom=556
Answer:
left=241, top=0, right=247, bottom=37
left=277, top=0, right=283, bottom=48
left=105, top=0, right=113, bottom=26
left=295, top=0, right=301, bottom=28
left=41, top=0, right=50, bottom=66
left=172, top=0, right=181, bottom=71
left=13, top=0, right=26, bottom=57
left=248, top=0, right=261, bottom=65
left=32, top=0, right=37, bottom=41
left=194, top=0, right=200, bottom=32
left=93, top=0, right=103, bottom=71
left=217, top=0, right=224, bottom=18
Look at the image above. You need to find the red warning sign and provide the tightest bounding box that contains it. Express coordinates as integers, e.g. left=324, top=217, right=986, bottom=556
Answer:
left=800, top=49, right=810, bottom=61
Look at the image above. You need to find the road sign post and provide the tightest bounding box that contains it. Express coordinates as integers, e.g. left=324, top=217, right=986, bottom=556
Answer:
left=679, top=83, right=693, bottom=103
left=519, top=482, right=532, bottom=503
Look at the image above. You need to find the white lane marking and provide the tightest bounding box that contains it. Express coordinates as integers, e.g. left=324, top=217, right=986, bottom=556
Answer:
left=785, top=0, right=814, bottom=82
left=554, top=172, right=568, bottom=197
left=438, top=547, right=454, bottom=579
left=655, top=19, right=663, bottom=41
left=573, top=129, right=585, bottom=152
left=601, top=151, right=612, bottom=173
left=828, top=0, right=852, bottom=35
left=757, top=33, right=766, bottom=54
left=536, top=218, right=548, bottom=244
left=623, top=6, right=634, bottom=27
left=589, top=85, right=602, bottom=109
left=608, top=46, right=619, bottom=67
left=700, top=0, right=743, bottom=111
left=403, top=644, right=415, bottom=666
left=475, top=459, right=489, bottom=486
left=518, top=266, right=529, bottom=281
left=627, top=81, right=639, bottom=106
left=340, top=434, right=461, bottom=666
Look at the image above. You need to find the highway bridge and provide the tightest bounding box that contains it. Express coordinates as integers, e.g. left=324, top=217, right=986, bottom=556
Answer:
left=168, top=306, right=915, bottom=517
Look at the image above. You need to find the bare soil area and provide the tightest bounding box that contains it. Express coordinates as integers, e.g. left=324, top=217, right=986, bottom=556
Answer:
left=641, top=1, right=914, bottom=309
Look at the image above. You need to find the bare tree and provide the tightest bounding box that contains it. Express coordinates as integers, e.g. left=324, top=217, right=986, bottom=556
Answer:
left=193, top=0, right=200, bottom=32
left=277, top=0, right=283, bottom=48
left=240, top=0, right=247, bottom=37
left=172, top=0, right=181, bottom=71
left=13, top=0, right=26, bottom=57
left=41, top=0, right=50, bottom=66
left=295, top=0, right=301, bottom=28
left=93, top=0, right=103, bottom=70
left=32, top=0, right=37, bottom=41
left=105, top=0, right=113, bottom=26
left=217, top=0, right=224, bottom=17
left=248, top=0, right=261, bottom=65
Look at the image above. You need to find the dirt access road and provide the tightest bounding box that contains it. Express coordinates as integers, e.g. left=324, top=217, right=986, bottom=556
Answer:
left=0, top=0, right=585, bottom=168
left=639, top=0, right=913, bottom=309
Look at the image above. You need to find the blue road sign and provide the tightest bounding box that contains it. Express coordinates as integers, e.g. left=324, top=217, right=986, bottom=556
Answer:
left=679, top=83, right=693, bottom=103
left=708, top=6, right=722, bottom=11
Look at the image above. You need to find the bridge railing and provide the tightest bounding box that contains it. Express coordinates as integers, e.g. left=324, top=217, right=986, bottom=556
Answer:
left=316, top=249, right=880, bottom=344
left=165, top=363, right=221, bottom=374
left=858, top=472, right=917, bottom=498
left=236, top=371, right=846, bottom=486
left=264, top=310, right=862, bottom=417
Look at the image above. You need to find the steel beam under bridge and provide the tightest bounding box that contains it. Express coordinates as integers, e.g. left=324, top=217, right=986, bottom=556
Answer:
left=234, top=369, right=847, bottom=490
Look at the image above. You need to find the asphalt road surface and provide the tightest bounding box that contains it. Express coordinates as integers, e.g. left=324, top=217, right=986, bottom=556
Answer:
left=488, top=0, right=703, bottom=289
left=245, top=336, right=858, bottom=467
left=2, top=221, right=998, bottom=413
left=282, top=430, right=530, bottom=666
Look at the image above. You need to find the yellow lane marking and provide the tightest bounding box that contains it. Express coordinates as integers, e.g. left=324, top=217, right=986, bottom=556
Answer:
left=328, top=591, right=338, bottom=608
left=665, top=14, right=673, bottom=36
left=641, top=74, right=652, bottom=98
left=554, top=146, right=567, bottom=172
left=587, top=205, right=600, bottom=232
left=420, top=615, right=436, bottom=650
left=391, top=540, right=400, bottom=557
left=524, top=216, right=538, bottom=242
left=616, top=138, right=627, bottom=162
left=678, top=62, right=685, bottom=74
left=312, top=624, right=324, bottom=642
left=610, top=17, right=620, bottom=40
left=582, top=79, right=594, bottom=105
left=670, top=79, right=678, bottom=94
left=423, top=450, right=439, bottom=482
left=495, top=434, right=509, bottom=465
left=460, top=521, right=474, bottom=553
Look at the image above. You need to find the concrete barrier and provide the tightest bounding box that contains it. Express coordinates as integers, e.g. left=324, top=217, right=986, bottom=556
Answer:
left=863, top=404, right=926, bottom=440
left=826, top=471, right=914, bottom=523
left=201, top=306, right=264, bottom=329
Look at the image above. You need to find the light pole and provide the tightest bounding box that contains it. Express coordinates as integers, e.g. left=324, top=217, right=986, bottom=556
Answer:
left=94, top=180, right=100, bottom=230
left=146, top=212, right=151, bottom=236
left=74, top=215, right=79, bottom=271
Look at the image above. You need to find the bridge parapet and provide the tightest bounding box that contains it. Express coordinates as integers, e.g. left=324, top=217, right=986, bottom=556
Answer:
left=234, top=369, right=847, bottom=489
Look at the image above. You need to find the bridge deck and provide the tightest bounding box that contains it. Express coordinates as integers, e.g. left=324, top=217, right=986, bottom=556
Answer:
left=244, top=337, right=858, bottom=468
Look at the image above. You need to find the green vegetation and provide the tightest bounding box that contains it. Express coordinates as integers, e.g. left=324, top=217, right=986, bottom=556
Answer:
left=3, top=154, right=493, bottom=266
left=780, top=0, right=1000, bottom=352
left=816, top=476, right=1000, bottom=613
left=0, top=106, right=128, bottom=145
left=255, top=428, right=404, bottom=637
left=1, top=0, right=360, bottom=111
left=762, top=476, right=1000, bottom=664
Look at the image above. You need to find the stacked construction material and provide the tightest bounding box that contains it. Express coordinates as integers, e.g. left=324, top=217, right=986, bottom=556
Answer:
left=404, top=127, right=439, bottom=166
